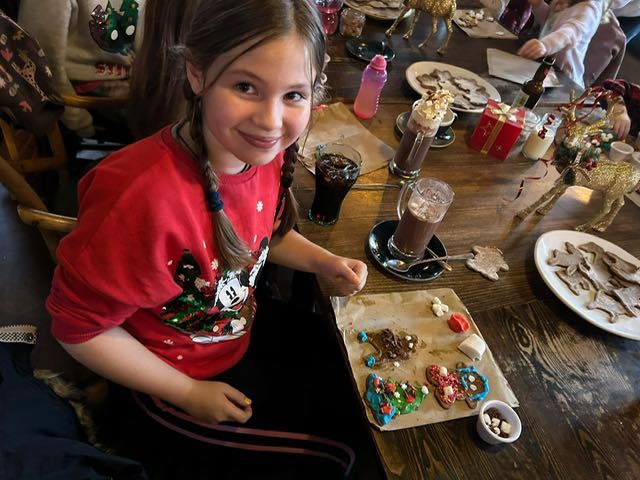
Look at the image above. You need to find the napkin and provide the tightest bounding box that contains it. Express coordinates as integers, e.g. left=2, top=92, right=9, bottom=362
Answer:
left=487, top=48, right=561, bottom=88
left=299, top=102, right=395, bottom=176
left=453, top=9, right=518, bottom=40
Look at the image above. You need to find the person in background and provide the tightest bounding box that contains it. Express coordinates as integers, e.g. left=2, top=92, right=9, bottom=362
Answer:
left=517, top=0, right=602, bottom=89
left=599, top=78, right=640, bottom=138
left=46, top=0, right=367, bottom=476
left=127, top=0, right=200, bottom=139
left=610, top=0, right=640, bottom=41
left=18, top=0, right=145, bottom=137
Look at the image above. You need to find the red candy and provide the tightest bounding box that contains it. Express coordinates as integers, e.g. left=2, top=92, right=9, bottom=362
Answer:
left=447, top=313, right=470, bottom=333
left=381, top=404, right=393, bottom=415
left=387, top=383, right=396, bottom=393
left=406, top=395, right=415, bottom=404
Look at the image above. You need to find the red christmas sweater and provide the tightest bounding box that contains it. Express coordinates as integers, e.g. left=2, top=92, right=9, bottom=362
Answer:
left=47, top=126, right=284, bottom=379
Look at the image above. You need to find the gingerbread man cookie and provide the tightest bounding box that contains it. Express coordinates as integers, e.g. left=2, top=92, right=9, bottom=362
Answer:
left=466, top=246, right=509, bottom=281
left=425, top=365, right=461, bottom=409
left=359, top=329, right=419, bottom=368
left=364, top=374, right=428, bottom=426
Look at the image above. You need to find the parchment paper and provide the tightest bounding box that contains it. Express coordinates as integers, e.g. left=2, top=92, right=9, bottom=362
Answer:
left=331, top=288, right=519, bottom=431
left=487, top=48, right=560, bottom=88
left=300, top=102, right=395, bottom=176
left=453, top=10, right=518, bottom=40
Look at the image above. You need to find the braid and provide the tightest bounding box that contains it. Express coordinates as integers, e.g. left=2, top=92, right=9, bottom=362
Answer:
left=185, top=89, right=253, bottom=271
left=275, top=142, right=300, bottom=237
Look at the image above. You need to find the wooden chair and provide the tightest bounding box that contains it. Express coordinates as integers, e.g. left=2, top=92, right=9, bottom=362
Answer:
left=0, top=93, right=127, bottom=262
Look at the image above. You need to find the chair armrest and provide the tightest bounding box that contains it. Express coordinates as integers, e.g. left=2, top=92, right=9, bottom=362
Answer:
left=62, top=94, right=128, bottom=109
left=17, top=205, right=77, bottom=233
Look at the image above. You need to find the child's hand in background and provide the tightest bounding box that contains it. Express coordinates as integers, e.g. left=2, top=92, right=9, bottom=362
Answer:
left=180, top=380, right=253, bottom=424
left=612, top=106, right=631, bottom=140
left=319, top=254, right=368, bottom=296
left=517, top=39, right=547, bottom=59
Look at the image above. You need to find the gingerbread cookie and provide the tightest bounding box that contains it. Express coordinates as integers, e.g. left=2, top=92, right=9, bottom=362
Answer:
left=364, top=374, right=428, bottom=426
left=456, top=363, right=489, bottom=408
left=425, top=365, right=461, bottom=409
left=359, top=329, right=419, bottom=368
left=466, top=246, right=509, bottom=281
left=547, top=242, right=586, bottom=275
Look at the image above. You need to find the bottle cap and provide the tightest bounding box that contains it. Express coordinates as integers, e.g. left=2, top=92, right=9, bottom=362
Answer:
left=370, top=54, right=387, bottom=71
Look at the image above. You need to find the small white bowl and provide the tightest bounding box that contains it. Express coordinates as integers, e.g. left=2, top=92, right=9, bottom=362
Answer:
left=609, top=141, right=634, bottom=162
left=476, top=400, right=522, bottom=445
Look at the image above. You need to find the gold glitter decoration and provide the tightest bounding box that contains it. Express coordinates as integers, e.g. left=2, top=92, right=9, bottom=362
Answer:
left=517, top=159, right=640, bottom=231
left=385, top=0, right=457, bottom=55
left=516, top=88, right=639, bottom=232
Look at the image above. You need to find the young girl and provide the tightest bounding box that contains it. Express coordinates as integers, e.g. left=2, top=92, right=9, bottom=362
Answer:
left=46, top=0, right=368, bottom=475
left=517, top=0, right=602, bottom=89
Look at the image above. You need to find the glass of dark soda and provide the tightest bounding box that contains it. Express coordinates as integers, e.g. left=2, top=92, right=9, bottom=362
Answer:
left=308, top=142, right=361, bottom=226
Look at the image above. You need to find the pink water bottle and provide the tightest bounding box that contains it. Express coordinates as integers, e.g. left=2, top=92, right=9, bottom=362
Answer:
left=353, top=54, right=387, bottom=120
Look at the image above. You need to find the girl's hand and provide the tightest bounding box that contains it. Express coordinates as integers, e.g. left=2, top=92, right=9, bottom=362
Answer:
left=319, top=254, right=368, bottom=296
left=179, top=380, right=253, bottom=424
left=517, top=39, right=547, bottom=59
left=613, top=107, right=631, bottom=140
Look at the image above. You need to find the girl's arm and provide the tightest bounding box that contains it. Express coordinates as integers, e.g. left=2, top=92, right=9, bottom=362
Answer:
left=268, top=229, right=367, bottom=295
left=538, top=1, right=600, bottom=55
left=61, top=327, right=253, bottom=424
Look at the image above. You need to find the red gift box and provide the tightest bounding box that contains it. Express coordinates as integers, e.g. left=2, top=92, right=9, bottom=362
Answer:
left=469, top=99, right=525, bottom=160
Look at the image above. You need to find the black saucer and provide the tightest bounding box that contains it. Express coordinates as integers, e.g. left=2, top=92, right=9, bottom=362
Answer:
left=366, top=220, right=447, bottom=282
left=346, top=38, right=396, bottom=62
left=432, top=127, right=455, bottom=149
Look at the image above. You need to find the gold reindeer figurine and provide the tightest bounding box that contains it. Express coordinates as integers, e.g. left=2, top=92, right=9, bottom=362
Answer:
left=516, top=89, right=640, bottom=232
left=385, top=0, right=457, bottom=55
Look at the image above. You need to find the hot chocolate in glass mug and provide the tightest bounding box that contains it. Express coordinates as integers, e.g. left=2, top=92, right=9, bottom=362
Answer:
left=388, top=177, right=455, bottom=262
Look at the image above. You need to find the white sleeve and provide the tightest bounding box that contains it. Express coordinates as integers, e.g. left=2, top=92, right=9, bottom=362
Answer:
left=540, top=2, right=601, bottom=55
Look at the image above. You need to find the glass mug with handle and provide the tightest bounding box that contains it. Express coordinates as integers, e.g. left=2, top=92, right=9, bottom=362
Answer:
left=388, top=177, right=455, bottom=262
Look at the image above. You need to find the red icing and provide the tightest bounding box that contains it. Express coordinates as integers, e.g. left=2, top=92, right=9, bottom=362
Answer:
left=387, top=383, right=396, bottom=392
left=373, top=377, right=380, bottom=388
left=447, top=313, right=470, bottom=333
left=406, top=395, right=415, bottom=403
left=428, top=364, right=461, bottom=405
left=381, top=404, right=393, bottom=415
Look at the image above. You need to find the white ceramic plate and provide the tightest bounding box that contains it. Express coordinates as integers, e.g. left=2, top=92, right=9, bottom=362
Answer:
left=405, top=61, right=501, bottom=113
left=534, top=230, right=640, bottom=341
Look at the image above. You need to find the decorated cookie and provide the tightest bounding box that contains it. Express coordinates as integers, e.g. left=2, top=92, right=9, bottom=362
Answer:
left=466, top=246, right=509, bottom=281
left=425, top=364, right=461, bottom=409
left=364, top=374, right=427, bottom=426
left=447, top=313, right=470, bottom=333
left=359, top=329, right=419, bottom=368
left=456, top=363, right=489, bottom=408
left=547, top=242, right=586, bottom=275
left=458, top=333, right=486, bottom=360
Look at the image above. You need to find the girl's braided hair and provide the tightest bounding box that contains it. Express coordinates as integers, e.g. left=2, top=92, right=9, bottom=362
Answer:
left=178, top=0, right=326, bottom=271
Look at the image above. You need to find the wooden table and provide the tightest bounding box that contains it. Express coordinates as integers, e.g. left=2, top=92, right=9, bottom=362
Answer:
left=293, top=23, right=640, bottom=477
left=325, top=14, right=581, bottom=106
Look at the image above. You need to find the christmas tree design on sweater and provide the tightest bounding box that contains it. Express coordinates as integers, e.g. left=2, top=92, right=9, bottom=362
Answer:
left=89, top=1, right=139, bottom=55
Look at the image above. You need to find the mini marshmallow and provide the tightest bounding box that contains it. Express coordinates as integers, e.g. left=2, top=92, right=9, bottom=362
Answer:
left=470, top=384, right=477, bottom=391
left=405, top=335, right=412, bottom=341
left=438, top=366, right=448, bottom=376
left=443, top=385, right=454, bottom=397
left=500, top=421, right=512, bottom=435
left=432, top=297, right=442, bottom=305
left=458, top=333, right=486, bottom=361
left=493, top=427, right=500, bottom=435
left=421, top=385, right=429, bottom=395
left=394, top=391, right=401, bottom=398
left=468, top=375, right=476, bottom=382
left=491, top=417, right=500, bottom=427
left=409, top=342, right=414, bottom=349
left=393, top=361, right=400, bottom=367
left=483, top=413, right=491, bottom=425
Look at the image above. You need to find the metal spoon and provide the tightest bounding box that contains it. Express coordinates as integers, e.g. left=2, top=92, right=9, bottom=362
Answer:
left=386, top=253, right=474, bottom=273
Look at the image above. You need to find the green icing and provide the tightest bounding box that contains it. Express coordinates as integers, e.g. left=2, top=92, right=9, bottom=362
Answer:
left=386, top=379, right=427, bottom=414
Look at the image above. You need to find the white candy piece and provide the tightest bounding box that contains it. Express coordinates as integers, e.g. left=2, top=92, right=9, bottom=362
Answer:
left=409, top=342, right=414, bottom=349
left=470, top=384, right=478, bottom=391
left=500, top=421, right=512, bottom=435
left=401, top=383, right=407, bottom=390
left=394, top=391, right=401, bottom=398
left=393, top=361, right=400, bottom=368
left=405, top=335, right=412, bottom=341
left=441, top=304, right=449, bottom=313
left=491, top=417, right=500, bottom=427
left=443, top=385, right=454, bottom=397
left=421, top=385, right=429, bottom=395
left=483, top=413, right=491, bottom=425
left=432, top=305, right=445, bottom=317
left=468, top=375, right=476, bottom=382
left=458, top=333, right=487, bottom=361
left=493, top=427, right=501, bottom=435
left=439, top=366, right=448, bottom=376
left=432, top=297, right=442, bottom=305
